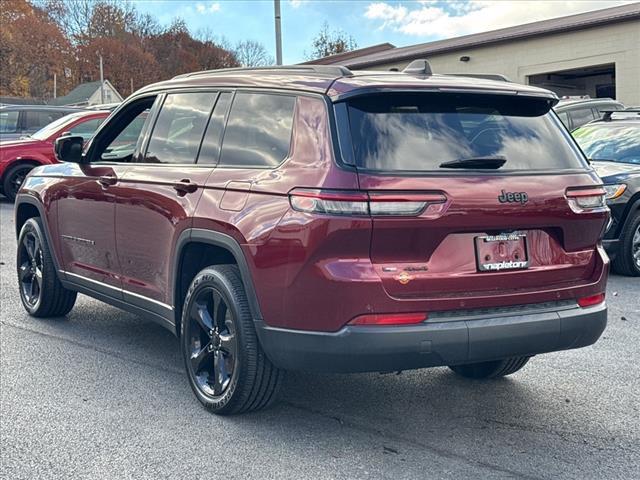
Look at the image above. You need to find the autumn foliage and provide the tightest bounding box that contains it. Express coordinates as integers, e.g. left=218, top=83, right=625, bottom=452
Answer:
left=0, top=0, right=240, bottom=100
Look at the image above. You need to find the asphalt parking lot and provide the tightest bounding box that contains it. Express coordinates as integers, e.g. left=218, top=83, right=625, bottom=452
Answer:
left=0, top=198, right=638, bottom=480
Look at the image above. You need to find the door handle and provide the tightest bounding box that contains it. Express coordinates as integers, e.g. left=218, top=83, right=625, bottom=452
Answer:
left=173, top=179, right=198, bottom=195
left=98, top=175, right=117, bottom=187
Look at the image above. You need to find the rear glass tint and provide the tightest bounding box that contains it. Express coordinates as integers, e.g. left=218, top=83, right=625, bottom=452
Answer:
left=573, top=124, right=640, bottom=165
left=344, top=93, right=585, bottom=172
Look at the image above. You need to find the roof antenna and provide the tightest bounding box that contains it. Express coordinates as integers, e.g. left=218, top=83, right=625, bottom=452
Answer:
left=403, top=59, right=433, bottom=75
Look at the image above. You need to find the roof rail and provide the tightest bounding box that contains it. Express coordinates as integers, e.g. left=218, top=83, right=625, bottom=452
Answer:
left=602, top=109, right=640, bottom=121
left=173, top=64, right=352, bottom=80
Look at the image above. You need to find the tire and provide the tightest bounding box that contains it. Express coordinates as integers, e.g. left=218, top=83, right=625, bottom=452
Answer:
left=17, top=217, right=77, bottom=317
left=449, top=356, right=530, bottom=379
left=612, top=210, right=640, bottom=277
left=3, top=163, right=35, bottom=202
left=180, top=265, right=283, bottom=415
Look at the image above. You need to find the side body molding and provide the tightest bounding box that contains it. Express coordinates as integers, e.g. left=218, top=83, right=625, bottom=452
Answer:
left=172, top=228, right=264, bottom=327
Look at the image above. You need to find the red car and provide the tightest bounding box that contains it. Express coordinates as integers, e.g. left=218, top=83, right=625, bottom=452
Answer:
left=15, top=63, right=609, bottom=415
left=0, top=110, right=108, bottom=201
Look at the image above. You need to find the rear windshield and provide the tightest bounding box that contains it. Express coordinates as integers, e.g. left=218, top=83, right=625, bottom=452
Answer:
left=344, top=93, right=586, bottom=172
left=572, top=124, right=640, bottom=165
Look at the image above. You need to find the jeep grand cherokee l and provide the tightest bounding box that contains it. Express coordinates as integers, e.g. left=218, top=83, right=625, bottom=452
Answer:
left=14, top=62, right=609, bottom=415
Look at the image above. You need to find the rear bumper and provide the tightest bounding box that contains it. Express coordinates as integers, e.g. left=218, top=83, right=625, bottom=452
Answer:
left=256, top=302, right=607, bottom=373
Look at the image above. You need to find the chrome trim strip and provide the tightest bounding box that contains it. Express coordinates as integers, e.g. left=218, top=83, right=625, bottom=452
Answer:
left=61, top=270, right=174, bottom=311
left=122, top=288, right=174, bottom=311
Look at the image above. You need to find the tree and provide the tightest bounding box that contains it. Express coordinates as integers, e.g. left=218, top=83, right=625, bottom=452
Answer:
left=234, top=40, right=274, bottom=67
left=0, top=0, right=74, bottom=98
left=307, top=22, right=357, bottom=60
left=77, top=36, right=160, bottom=96
left=4, top=0, right=240, bottom=100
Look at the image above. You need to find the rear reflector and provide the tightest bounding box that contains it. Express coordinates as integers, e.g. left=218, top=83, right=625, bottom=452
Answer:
left=349, top=312, right=427, bottom=326
left=289, top=189, right=446, bottom=217
left=577, top=293, right=605, bottom=308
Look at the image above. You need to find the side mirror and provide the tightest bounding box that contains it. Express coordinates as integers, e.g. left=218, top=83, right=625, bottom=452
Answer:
left=54, top=135, right=84, bottom=163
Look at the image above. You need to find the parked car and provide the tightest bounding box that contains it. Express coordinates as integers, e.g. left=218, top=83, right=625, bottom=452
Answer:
left=1, top=110, right=108, bottom=201
left=15, top=63, right=609, bottom=415
left=554, top=97, right=624, bottom=131
left=0, top=105, right=86, bottom=141
left=572, top=109, right=640, bottom=276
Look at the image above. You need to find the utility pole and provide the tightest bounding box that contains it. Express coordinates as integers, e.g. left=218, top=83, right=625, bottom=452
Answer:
left=99, top=55, right=105, bottom=104
left=53, top=73, right=57, bottom=99
left=274, top=0, right=282, bottom=65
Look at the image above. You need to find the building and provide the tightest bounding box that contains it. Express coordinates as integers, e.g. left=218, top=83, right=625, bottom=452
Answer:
left=306, top=4, right=640, bottom=105
left=48, top=80, right=123, bottom=107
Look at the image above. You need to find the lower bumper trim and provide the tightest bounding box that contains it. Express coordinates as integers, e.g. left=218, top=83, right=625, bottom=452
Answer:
left=255, top=303, right=607, bottom=373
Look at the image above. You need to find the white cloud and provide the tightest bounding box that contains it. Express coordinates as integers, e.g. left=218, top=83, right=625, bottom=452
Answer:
left=365, top=1, right=635, bottom=38
left=196, top=2, right=221, bottom=14
left=289, top=0, right=307, bottom=8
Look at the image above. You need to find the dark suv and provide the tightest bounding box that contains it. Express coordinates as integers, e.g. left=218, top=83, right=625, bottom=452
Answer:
left=15, top=63, right=609, bottom=415
left=572, top=110, right=640, bottom=275
left=0, top=105, right=85, bottom=141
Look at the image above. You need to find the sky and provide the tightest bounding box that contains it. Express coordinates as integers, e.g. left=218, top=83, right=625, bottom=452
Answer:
left=132, top=0, right=636, bottom=63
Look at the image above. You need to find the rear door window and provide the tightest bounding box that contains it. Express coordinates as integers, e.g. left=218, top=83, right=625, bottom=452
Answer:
left=568, top=108, right=597, bottom=129
left=344, top=93, right=586, bottom=172
left=0, top=110, right=19, bottom=133
left=144, top=92, right=216, bottom=164
left=24, top=110, right=64, bottom=131
left=219, top=92, right=295, bottom=168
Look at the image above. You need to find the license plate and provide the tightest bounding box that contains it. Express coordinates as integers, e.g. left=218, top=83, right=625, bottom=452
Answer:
left=475, top=233, right=529, bottom=272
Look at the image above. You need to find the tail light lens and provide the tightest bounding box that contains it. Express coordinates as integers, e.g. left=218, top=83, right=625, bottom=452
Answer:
left=289, top=189, right=369, bottom=216
left=577, top=293, right=605, bottom=308
left=289, top=189, right=446, bottom=217
left=566, top=187, right=607, bottom=213
left=349, top=312, right=427, bottom=326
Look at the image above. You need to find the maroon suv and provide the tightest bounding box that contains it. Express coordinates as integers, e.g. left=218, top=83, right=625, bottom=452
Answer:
left=15, top=63, right=609, bottom=415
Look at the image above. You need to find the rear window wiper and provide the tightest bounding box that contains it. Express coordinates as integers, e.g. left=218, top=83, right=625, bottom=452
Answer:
left=439, top=155, right=507, bottom=169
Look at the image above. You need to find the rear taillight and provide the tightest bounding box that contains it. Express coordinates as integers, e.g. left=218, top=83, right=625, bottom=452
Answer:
left=577, top=293, right=605, bottom=308
left=349, top=312, right=427, bottom=326
left=289, top=189, right=369, bottom=216
left=289, top=189, right=446, bottom=217
left=566, top=187, right=607, bottom=213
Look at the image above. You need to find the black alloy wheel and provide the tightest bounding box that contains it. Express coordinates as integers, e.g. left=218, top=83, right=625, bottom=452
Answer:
left=186, top=286, right=238, bottom=397
left=612, top=211, right=640, bottom=276
left=181, top=265, right=283, bottom=414
left=16, top=218, right=77, bottom=317
left=633, top=224, right=640, bottom=272
left=3, top=164, right=33, bottom=202
left=18, top=230, right=44, bottom=309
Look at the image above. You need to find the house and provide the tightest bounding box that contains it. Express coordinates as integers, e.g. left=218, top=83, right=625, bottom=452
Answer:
left=48, top=80, right=123, bottom=107
left=305, top=4, right=640, bottom=106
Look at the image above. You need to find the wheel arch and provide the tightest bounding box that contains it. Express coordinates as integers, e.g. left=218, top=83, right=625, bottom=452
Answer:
left=172, top=228, right=263, bottom=337
left=14, top=194, right=63, bottom=276
left=1, top=158, right=43, bottom=182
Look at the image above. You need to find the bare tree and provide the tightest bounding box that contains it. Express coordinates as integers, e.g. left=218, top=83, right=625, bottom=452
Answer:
left=234, top=40, right=274, bottom=67
left=307, top=22, right=357, bottom=60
